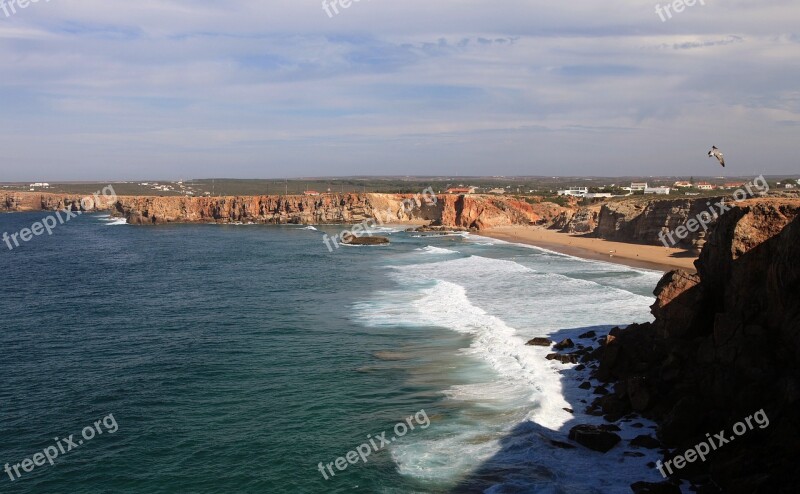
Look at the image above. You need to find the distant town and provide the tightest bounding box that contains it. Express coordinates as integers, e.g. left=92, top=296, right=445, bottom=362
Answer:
left=2, top=176, right=798, bottom=202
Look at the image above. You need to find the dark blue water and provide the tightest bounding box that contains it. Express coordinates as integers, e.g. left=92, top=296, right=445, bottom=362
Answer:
left=0, top=212, right=665, bottom=493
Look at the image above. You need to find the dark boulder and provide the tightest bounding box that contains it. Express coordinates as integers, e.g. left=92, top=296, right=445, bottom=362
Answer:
left=546, top=353, right=579, bottom=364
left=554, top=338, right=575, bottom=350
left=630, top=481, right=681, bottom=494
left=568, top=424, right=621, bottom=453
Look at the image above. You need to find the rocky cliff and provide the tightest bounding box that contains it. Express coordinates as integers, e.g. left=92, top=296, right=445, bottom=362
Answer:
left=115, top=193, right=562, bottom=227
left=1, top=191, right=117, bottom=212
left=550, top=206, right=600, bottom=233
left=437, top=195, right=562, bottom=229
left=595, top=198, right=729, bottom=246
left=116, top=194, right=396, bottom=225
left=589, top=199, right=800, bottom=492
left=2, top=191, right=565, bottom=229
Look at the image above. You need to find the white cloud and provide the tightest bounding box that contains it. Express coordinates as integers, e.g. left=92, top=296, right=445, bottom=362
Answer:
left=0, top=0, right=798, bottom=179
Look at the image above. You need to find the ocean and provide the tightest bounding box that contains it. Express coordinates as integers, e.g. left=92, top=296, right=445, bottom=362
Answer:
left=0, top=211, right=667, bottom=493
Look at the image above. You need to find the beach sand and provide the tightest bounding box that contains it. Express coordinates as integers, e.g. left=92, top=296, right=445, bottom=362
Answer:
left=482, top=226, right=697, bottom=273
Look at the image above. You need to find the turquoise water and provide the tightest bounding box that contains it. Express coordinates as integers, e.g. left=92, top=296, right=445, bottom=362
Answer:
left=0, top=212, right=664, bottom=493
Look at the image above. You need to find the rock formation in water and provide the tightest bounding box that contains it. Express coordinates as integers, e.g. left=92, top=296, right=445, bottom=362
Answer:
left=588, top=199, right=800, bottom=492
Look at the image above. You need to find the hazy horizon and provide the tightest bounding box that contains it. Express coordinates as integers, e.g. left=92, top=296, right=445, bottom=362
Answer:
left=5, top=174, right=797, bottom=183
left=1, top=1, right=798, bottom=181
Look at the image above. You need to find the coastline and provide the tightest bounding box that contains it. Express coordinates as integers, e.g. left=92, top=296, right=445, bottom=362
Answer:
left=481, top=226, right=697, bottom=273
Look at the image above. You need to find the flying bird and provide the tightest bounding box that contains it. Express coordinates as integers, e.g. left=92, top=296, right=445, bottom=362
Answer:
left=708, top=146, right=725, bottom=167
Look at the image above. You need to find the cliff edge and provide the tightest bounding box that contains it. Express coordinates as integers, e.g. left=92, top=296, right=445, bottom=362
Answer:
left=592, top=199, right=800, bottom=492
left=2, top=191, right=566, bottom=229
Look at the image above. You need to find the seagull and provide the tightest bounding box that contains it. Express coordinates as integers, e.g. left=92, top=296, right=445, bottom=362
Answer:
left=708, top=146, right=725, bottom=167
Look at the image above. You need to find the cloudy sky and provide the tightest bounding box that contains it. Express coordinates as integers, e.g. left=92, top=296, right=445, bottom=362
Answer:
left=0, top=0, right=797, bottom=181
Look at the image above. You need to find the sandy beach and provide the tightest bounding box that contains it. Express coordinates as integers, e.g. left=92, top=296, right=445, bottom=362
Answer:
left=482, top=226, right=698, bottom=273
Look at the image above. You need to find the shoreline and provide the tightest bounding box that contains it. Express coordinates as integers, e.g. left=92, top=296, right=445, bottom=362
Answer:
left=481, top=226, right=697, bottom=273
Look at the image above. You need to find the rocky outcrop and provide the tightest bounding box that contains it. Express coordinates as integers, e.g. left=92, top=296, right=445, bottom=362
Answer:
left=551, top=207, right=599, bottom=233
left=568, top=424, right=622, bottom=453
left=114, top=193, right=561, bottom=228
left=1, top=192, right=116, bottom=212
left=3, top=191, right=560, bottom=229
left=437, top=195, right=558, bottom=230
left=595, top=198, right=727, bottom=247
left=341, top=235, right=390, bottom=246
left=116, top=194, right=378, bottom=225
left=588, top=199, right=800, bottom=492
left=526, top=337, right=553, bottom=347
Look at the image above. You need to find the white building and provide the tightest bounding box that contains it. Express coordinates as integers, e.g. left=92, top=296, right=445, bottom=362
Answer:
left=557, top=187, right=589, bottom=197
left=29, top=182, right=50, bottom=188
left=630, top=182, right=648, bottom=191
left=644, top=186, right=671, bottom=195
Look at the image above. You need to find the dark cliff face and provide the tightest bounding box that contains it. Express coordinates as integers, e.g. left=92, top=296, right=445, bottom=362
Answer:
left=596, top=197, right=731, bottom=246
left=593, top=199, right=800, bottom=492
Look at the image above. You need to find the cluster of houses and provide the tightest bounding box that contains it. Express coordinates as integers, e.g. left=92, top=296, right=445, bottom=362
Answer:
left=140, top=182, right=177, bottom=192
left=672, top=181, right=749, bottom=191
left=300, top=186, right=507, bottom=196
left=28, top=182, right=50, bottom=190
left=556, top=178, right=798, bottom=198
left=555, top=183, right=670, bottom=197
left=301, top=178, right=797, bottom=199
left=445, top=186, right=508, bottom=195
left=139, top=181, right=199, bottom=195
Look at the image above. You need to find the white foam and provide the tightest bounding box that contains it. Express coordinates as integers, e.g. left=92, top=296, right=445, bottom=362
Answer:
left=369, top=226, right=404, bottom=234
left=415, top=246, right=459, bottom=255
left=352, top=245, right=673, bottom=490
left=413, top=281, right=572, bottom=426
left=103, top=218, right=128, bottom=225
left=302, top=226, right=318, bottom=230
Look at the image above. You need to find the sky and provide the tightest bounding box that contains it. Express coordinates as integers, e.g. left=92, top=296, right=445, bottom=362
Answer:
left=0, top=0, right=798, bottom=181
